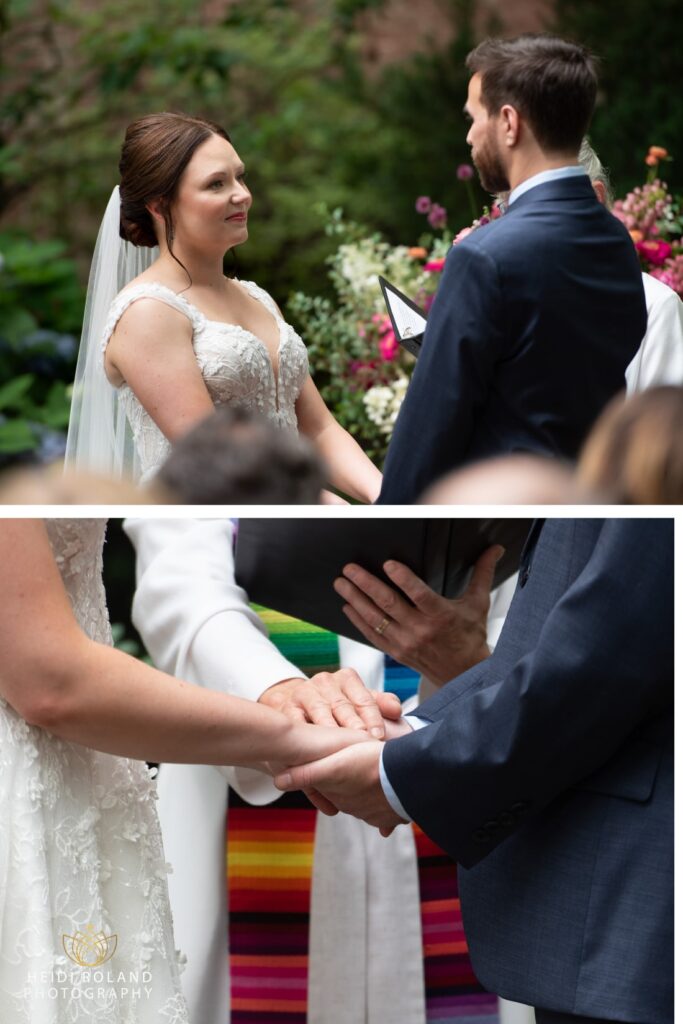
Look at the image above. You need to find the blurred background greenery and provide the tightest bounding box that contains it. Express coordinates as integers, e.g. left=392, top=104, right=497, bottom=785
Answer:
left=1, top=0, right=682, bottom=464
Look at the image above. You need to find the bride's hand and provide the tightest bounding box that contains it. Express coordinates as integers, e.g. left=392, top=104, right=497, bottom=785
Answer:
left=265, top=712, right=412, bottom=779
left=267, top=719, right=371, bottom=778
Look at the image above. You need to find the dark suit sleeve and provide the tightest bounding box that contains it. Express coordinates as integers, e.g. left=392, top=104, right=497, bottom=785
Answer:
left=383, top=519, right=674, bottom=866
left=377, top=241, right=505, bottom=504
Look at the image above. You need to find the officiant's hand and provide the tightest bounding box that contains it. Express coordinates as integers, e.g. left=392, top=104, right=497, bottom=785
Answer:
left=259, top=670, right=402, bottom=739
left=274, top=740, right=406, bottom=834
left=333, top=545, right=504, bottom=686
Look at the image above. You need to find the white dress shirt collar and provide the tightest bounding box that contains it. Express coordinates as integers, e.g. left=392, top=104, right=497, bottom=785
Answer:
left=508, top=165, right=588, bottom=206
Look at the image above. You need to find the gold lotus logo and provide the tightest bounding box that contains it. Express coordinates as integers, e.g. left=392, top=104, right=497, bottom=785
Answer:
left=63, top=924, right=117, bottom=967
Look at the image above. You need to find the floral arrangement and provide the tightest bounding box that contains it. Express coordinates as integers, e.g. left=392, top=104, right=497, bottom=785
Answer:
left=289, top=150, right=682, bottom=463
left=288, top=203, right=453, bottom=463
left=613, top=146, right=683, bottom=295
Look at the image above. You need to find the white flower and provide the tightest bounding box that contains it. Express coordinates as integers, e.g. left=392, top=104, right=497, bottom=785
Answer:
left=362, top=377, right=409, bottom=435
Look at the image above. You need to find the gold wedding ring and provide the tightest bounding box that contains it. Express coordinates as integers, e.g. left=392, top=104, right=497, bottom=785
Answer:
left=375, top=616, right=390, bottom=635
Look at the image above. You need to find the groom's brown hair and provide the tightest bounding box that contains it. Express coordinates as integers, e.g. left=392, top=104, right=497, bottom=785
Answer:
left=466, top=35, right=598, bottom=155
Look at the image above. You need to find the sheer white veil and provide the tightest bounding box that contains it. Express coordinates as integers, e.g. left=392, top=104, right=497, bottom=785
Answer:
left=64, top=186, right=158, bottom=480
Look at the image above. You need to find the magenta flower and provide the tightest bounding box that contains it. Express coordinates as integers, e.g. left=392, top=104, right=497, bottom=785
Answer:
left=415, top=196, right=432, bottom=214
left=428, top=204, right=448, bottom=229
left=424, top=257, right=446, bottom=272
left=379, top=330, right=399, bottom=361
left=635, top=239, right=672, bottom=266
left=457, top=164, right=474, bottom=180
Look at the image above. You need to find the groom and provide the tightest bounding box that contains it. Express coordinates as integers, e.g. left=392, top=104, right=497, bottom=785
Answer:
left=277, top=519, right=674, bottom=1024
left=377, top=35, right=647, bottom=504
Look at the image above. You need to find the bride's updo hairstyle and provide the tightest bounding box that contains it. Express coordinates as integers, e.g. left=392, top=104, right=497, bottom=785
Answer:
left=119, top=112, right=231, bottom=249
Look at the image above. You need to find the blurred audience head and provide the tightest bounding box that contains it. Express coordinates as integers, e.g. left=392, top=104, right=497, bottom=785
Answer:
left=158, top=405, right=326, bottom=504
left=577, top=386, right=683, bottom=504
left=421, top=453, right=581, bottom=505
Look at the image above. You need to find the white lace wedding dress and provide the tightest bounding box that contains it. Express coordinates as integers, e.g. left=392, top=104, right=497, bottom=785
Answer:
left=0, top=519, right=189, bottom=1023
left=101, top=280, right=310, bottom=481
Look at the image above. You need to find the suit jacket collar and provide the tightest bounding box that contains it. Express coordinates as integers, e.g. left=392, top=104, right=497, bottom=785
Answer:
left=507, top=174, right=597, bottom=210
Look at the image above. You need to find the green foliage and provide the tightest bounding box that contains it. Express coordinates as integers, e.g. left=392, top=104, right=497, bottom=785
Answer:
left=554, top=0, right=683, bottom=196
left=288, top=208, right=449, bottom=464
left=0, top=0, right=487, bottom=304
left=0, top=231, right=83, bottom=461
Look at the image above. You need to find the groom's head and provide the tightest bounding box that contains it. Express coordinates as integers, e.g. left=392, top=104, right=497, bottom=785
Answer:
left=464, top=35, right=598, bottom=192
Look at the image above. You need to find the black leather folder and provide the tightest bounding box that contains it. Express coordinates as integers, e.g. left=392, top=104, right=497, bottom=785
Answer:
left=235, top=518, right=532, bottom=643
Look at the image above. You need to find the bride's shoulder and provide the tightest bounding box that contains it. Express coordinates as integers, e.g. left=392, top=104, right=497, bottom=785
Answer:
left=103, top=281, right=197, bottom=350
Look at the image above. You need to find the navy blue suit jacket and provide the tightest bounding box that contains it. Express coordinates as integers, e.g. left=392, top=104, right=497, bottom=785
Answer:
left=384, top=519, right=673, bottom=1021
left=377, top=176, right=647, bottom=503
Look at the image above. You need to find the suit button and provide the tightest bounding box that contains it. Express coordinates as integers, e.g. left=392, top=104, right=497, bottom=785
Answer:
left=472, top=829, right=490, bottom=844
left=498, top=812, right=515, bottom=827
left=483, top=820, right=500, bottom=836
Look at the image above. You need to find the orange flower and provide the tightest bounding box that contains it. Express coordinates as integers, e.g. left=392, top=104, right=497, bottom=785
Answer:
left=629, top=229, right=644, bottom=243
left=648, top=145, right=668, bottom=159
left=645, top=154, right=658, bottom=167
left=408, top=246, right=428, bottom=259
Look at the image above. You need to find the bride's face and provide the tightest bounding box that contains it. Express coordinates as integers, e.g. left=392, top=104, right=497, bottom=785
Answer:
left=170, top=134, right=252, bottom=253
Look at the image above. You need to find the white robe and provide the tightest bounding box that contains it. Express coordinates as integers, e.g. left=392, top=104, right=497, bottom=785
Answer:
left=625, top=273, right=683, bottom=392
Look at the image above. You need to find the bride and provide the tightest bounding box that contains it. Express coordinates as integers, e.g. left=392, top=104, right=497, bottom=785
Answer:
left=65, top=112, right=382, bottom=501
left=0, top=519, right=371, bottom=1022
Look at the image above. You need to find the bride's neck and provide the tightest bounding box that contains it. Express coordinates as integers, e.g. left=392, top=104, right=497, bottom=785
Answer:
left=157, top=243, right=228, bottom=289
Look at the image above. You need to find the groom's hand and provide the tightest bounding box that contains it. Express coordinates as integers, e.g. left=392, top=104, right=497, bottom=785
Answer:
left=259, top=670, right=401, bottom=739
left=274, top=741, right=406, bottom=834
left=333, top=545, right=504, bottom=686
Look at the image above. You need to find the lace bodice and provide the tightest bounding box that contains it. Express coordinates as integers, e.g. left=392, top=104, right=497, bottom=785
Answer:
left=0, top=520, right=189, bottom=1023
left=102, top=279, right=310, bottom=481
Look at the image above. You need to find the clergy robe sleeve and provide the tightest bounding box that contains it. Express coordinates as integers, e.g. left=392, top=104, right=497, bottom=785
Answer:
left=124, top=517, right=305, bottom=802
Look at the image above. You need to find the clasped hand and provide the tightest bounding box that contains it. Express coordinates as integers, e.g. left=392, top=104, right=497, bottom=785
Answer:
left=259, top=668, right=409, bottom=835
left=264, top=545, right=501, bottom=835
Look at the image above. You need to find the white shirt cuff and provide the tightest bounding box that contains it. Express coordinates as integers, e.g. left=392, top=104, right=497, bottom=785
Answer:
left=378, top=715, right=430, bottom=822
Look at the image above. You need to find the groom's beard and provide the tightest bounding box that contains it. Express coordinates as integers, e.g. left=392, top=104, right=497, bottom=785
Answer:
left=472, top=131, right=510, bottom=195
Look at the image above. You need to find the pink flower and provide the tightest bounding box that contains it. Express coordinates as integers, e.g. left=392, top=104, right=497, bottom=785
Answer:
left=650, top=254, right=683, bottom=296
left=491, top=203, right=503, bottom=219
left=457, top=164, right=474, bottom=180
left=424, top=257, right=446, bottom=272
left=453, top=226, right=474, bottom=245
left=415, top=196, right=432, bottom=214
left=379, top=331, right=399, bottom=361
left=428, top=204, right=448, bottom=230
left=635, top=239, right=673, bottom=266
left=375, top=314, right=392, bottom=335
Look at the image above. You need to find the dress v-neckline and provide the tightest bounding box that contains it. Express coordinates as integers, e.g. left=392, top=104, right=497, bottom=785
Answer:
left=151, top=281, right=286, bottom=408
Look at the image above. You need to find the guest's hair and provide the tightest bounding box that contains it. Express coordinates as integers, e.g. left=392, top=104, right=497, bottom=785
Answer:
left=158, top=405, right=326, bottom=505
left=465, top=35, right=598, bottom=154
left=577, top=387, right=683, bottom=504
left=578, top=138, right=615, bottom=207
left=119, top=112, right=230, bottom=262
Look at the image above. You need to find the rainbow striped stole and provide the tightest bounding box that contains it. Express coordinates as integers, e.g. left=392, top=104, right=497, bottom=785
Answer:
left=227, top=614, right=497, bottom=1022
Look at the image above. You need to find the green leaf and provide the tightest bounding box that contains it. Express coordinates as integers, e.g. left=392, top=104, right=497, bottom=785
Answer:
left=0, top=374, right=35, bottom=411
left=0, top=419, right=36, bottom=452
